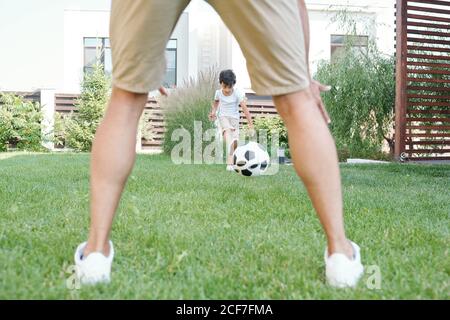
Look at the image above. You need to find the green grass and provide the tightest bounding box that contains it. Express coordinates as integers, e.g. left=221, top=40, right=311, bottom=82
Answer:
left=0, top=153, right=448, bottom=299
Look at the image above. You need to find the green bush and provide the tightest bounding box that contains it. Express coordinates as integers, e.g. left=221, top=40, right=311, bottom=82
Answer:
left=54, top=63, right=157, bottom=152
left=313, top=11, right=395, bottom=161
left=0, top=93, right=44, bottom=151
left=252, top=115, right=289, bottom=157
left=161, top=69, right=218, bottom=157
left=315, top=44, right=395, bottom=161
left=55, top=64, right=110, bottom=151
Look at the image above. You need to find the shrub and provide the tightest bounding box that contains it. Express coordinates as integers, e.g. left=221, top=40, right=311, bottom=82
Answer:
left=55, top=64, right=110, bottom=151
left=161, top=69, right=218, bottom=157
left=315, top=42, right=395, bottom=161
left=0, top=93, right=44, bottom=151
left=252, top=115, right=289, bottom=157
left=54, top=63, right=157, bottom=152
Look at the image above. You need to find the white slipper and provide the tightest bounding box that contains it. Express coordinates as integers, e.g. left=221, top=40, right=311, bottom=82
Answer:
left=325, top=241, right=364, bottom=288
left=74, top=241, right=114, bottom=285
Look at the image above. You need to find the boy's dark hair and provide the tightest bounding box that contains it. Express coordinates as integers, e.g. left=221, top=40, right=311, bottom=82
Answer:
left=219, top=69, right=236, bottom=87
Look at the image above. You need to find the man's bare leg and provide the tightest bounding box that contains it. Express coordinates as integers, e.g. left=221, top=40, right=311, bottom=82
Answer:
left=273, top=88, right=353, bottom=258
left=83, top=86, right=148, bottom=257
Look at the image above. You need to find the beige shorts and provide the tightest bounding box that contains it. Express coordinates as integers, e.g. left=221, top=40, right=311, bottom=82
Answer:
left=218, top=116, right=240, bottom=142
left=110, top=0, right=310, bottom=96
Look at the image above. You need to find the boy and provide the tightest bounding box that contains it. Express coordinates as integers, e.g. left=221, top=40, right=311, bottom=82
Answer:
left=74, top=0, right=364, bottom=289
left=208, top=69, right=254, bottom=171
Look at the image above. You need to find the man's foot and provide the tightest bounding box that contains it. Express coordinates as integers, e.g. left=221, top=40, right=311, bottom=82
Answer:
left=74, top=241, right=114, bottom=285
left=324, top=240, right=364, bottom=288
left=226, top=165, right=234, bottom=171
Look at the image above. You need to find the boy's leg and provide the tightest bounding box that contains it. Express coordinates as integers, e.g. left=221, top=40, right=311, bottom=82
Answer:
left=83, top=88, right=147, bottom=256
left=231, top=139, right=238, bottom=157
left=273, top=89, right=352, bottom=258
left=220, top=117, right=238, bottom=165
left=223, top=129, right=236, bottom=165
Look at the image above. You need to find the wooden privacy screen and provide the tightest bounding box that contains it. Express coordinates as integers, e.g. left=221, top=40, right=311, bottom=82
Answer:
left=0, top=91, right=41, bottom=104
left=54, top=94, right=277, bottom=150
left=395, top=0, right=450, bottom=161
left=55, top=93, right=78, bottom=114
left=141, top=98, right=277, bottom=150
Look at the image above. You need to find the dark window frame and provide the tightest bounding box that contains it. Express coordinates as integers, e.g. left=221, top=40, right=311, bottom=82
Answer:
left=83, top=37, right=178, bottom=87
left=83, top=37, right=111, bottom=74
left=330, top=34, right=369, bottom=62
left=163, top=39, right=177, bottom=88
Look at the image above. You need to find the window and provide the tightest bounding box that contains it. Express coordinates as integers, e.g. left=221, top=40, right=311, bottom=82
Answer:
left=330, top=35, right=368, bottom=62
left=83, top=37, right=111, bottom=75
left=163, top=39, right=177, bottom=88
left=83, top=37, right=177, bottom=88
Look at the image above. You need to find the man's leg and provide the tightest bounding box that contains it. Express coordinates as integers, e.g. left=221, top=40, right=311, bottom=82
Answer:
left=83, top=87, right=148, bottom=257
left=273, top=89, right=353, bottom=258
left=204, top=0, right=363, bottom=287
left=73, top=0, right=191, bottom=285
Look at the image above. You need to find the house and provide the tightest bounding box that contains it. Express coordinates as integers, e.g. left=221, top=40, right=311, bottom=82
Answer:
left=0, top=0, right=396, bottom=150
left=0, top=0, right=395, bottom=95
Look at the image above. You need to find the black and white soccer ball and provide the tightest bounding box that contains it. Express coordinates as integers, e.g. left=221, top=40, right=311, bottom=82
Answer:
left=232, top=142, right=270, bottom=177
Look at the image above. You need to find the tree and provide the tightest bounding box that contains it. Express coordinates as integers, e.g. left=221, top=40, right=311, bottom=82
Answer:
left=55, top=64, right=110, bottom=151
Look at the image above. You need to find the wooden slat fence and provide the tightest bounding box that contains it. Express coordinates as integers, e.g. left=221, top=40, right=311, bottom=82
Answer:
left=395, top=0, right=450, bottom=161
left=0, top=91, right=41, bottom=104
left=55, top=93, right=78, bottom=114
left=54, top=94, right=278, bottom=150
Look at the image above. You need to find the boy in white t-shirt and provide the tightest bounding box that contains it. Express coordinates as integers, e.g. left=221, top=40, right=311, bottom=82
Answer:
left=209, top=70, right=254, bottom=171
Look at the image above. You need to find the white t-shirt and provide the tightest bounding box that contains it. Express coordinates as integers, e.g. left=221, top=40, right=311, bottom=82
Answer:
left=214, top=88, right=245, bottom=119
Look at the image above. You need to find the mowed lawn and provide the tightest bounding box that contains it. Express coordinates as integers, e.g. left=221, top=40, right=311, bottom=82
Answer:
left=0, top=153, right=448, bottom=299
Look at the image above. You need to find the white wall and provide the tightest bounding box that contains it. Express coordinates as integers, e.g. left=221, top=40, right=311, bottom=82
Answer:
left=63, top=10, right=110, bottom=93
left=185, top=0, right=232, bottom=80
left=308, top=10, right=378, bottom=73
left=173, top=13, right=190, bottom=90
left=0, top=0, right=189, bottom=94
left=0, top=0, right=395, bottom=94
left=227, top=0, right=395, bottom=91
left=307, top=0, right=395, bottom=67
left=63, top=9, right=188, bottom=94
left=0, top=0, right=111, bottom=92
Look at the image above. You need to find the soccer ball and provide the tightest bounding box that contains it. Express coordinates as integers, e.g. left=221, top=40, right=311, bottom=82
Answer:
left=232, top=141, right=270, bottom=176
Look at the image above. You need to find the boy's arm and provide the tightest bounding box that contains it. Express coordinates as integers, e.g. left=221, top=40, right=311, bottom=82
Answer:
left=209, top=100, right=219, bottom=121
left=158, top=86, right=169, bottom=97
left=240, top=100, right=254, bottom=128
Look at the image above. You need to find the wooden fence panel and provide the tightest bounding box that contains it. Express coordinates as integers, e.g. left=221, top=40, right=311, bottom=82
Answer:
left=141, top=98, right=278, bottom=150
left=54, top=94, right=278, bottom=150
left=0, top=91, right=41, bottom=104
left=395, top=0, right=450, bottom=161
left=55, top=93, right=78, bottom=114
